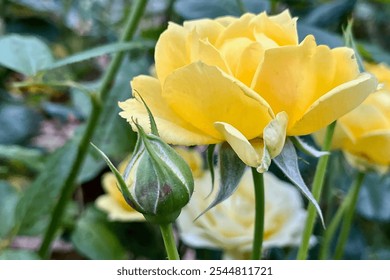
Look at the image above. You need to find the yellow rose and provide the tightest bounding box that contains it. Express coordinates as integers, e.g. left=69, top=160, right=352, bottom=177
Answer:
left=96, top=159, right=145, bottom=222
left=119, top=10, right=377, bottom=171
left=316, top=63, right=390, bottom=172
left=177, top=168, right=310, bottom=259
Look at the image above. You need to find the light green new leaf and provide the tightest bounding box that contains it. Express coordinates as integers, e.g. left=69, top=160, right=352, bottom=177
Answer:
left=0, top=34, right=53, bottom=76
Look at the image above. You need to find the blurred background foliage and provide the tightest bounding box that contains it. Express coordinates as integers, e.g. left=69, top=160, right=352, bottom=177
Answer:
left=0, top=0, right=389, bottom=260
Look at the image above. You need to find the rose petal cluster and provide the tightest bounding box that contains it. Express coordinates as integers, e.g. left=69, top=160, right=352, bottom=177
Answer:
left=119, top=10, right=376, bottom=171
left=317, top=62, right=390, bottom=172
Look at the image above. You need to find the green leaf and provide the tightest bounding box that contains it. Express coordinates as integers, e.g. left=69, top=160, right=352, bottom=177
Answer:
left=273, top=138, right=324, bottom=226
left=290, top=136, right=329, bottom=158
left=15, top=138, right=79, bottom=235
left=0, top=34, right=53, bottom=76
left=303, top=0, right=357, bottom=29
left=198, top=143, right=246, bottom=218
left=71, top=206, right=127, bottom=260
left=46, top=41, right=154, bottom=70
left=0, top=181, right=21, bottom=238
left=298, top=24, right=343, bottom=48
left=0, top=249, right=40, bottom=260
left=0, top=145, right=45, bottom=172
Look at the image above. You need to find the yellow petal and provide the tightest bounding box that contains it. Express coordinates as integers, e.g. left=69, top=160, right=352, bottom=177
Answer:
left=219, top=38, right=264, bottom=85
left=252, top=35, right=336, bottom=126
left=155, top=22, right=191, bottom=83
left=253, top=10, right=298, bottom=46
left=215, top=13, right=256, bottom=47
left=214, top=113, right=287, bottom=172
left=163, top=62, right=272, bottom=139
left=338, top=103, right=390, bottom=139
left=347, top=131, right=390, bottom=166
left=183, top=19, right=225, bottom=45
left=290, top=73, right=377, bottom=135
left=263, top=112, right=288, bottom=158
left=214, top=122, right=269, bottom=170
left=119, top=75, right=218, bottom=145
left=215, top=15, right=237, bottom=27
left=190, top=36, right=232, bottom=75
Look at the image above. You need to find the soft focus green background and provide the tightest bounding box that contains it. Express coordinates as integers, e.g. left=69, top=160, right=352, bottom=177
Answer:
left=0, top=0, right=390, bottom=260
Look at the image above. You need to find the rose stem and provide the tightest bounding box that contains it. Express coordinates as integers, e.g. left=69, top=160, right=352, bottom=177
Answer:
left=333, top=171, right=365, bottom=259
left=296, top=121, right=336, bottom=260
left=160, top=223, right=180, bottom=260
left=251, top=168, right=265, bottom=260
left=38, top=0, right=148, bottom=259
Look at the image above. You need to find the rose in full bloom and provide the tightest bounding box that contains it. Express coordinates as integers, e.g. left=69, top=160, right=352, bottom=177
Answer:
left=315, top=62, right=390, bottom=172
left=96, top=159, right=145, bottom=222
left=177, top=167, right=310, bottom=259
left=119, top=10, right=377, bottom=171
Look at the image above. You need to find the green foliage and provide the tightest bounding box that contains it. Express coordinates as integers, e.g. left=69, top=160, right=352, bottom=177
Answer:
left=0, top=181, right=20, bottom=238
left=71, top=206, right=127, bottom=260
left=0, top=35, right=54, bottom=76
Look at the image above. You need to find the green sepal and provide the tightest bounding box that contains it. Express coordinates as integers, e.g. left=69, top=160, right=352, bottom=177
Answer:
left=290, top=136, right=329, bottom=158
left=197, top=142, right=246, bottom=219
left=343, top=20, right=365, bottom=72
left=273, top=138, right=325, bottom=227
left=90, top=142, right=143, bottom=213
left=206, top=144, right=216, bottom=196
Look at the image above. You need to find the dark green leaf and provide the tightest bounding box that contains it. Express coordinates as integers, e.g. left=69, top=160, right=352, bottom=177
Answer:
left=0, top=181, right=21, bottom=238
left=15, top=138, right=80, bottom=235
left=0, top=145, right=45, bottom=172
left=174, top=0, right=269, bottom=19
left=0, top=103, right=41, bottom=145
left=71, top=206, right=127, bottom=260
left=303, top=0, right=357, bottom=29
left=273, top=138, right=324, bottom=225
left=298, top=24, right=343, bottom=48
left=199, top=143, right=246, bottom=218
left=0, top=34, right=53, bottom=76
left=207, top=144, right=216, bottom=195
left=0, top=249, right=40, bottom=260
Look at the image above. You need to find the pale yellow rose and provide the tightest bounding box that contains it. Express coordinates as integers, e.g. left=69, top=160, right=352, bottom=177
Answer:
left=315, top=63, right=390, bottom=173
left=177, top=169, right=309, bottom=259
left=119, top=10, right=377, bottom=172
